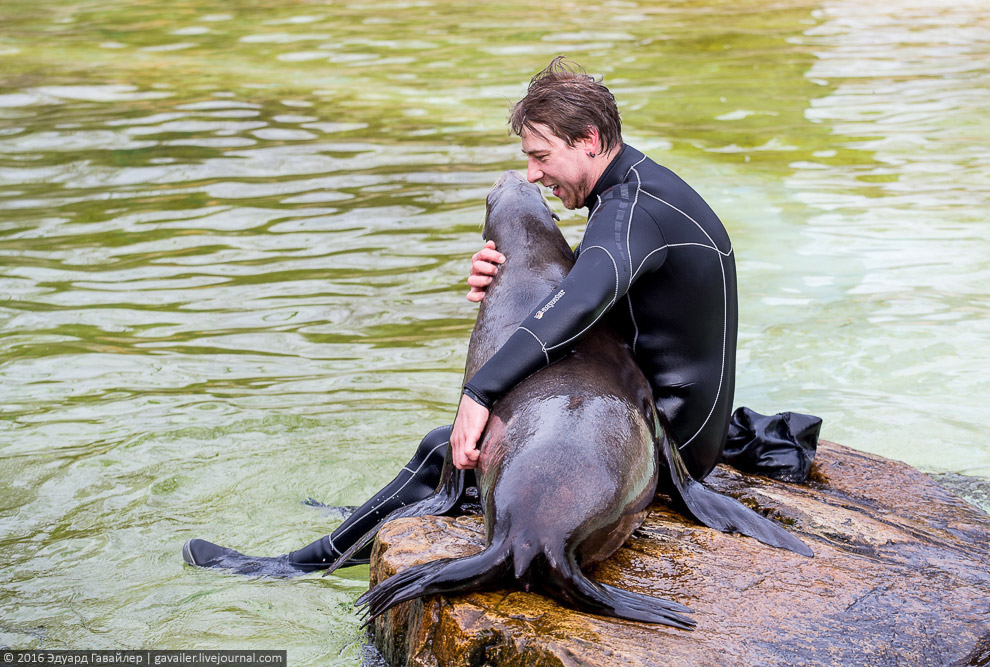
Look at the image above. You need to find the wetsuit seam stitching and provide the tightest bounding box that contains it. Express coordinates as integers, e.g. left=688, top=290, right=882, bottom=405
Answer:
left=623, top=154, right=646, bottom=179
left=666, top=242, right=723, bottom=252
left=328, top=439, right=449, bottom=552
left=544, top=245, right=618, bottom=352
left=634, top=185, right=730, bottom=450
left=627, top=294, right=639, bottom=354
left=632, top=245, right=669, bottom=282
left=678, top=245, right=729, bottom=450
left=627, top=159, right=647, bottom=290
left=517, top=326, right=550, bottom=364
left=580, top=193, right=604, bottom=255
left=641, top=190, right=733, bottom=256
left=402, top=424, right=453, bottom=472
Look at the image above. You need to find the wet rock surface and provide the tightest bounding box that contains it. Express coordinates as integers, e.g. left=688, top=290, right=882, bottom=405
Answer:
left=365, top=441, right=990, bottom=666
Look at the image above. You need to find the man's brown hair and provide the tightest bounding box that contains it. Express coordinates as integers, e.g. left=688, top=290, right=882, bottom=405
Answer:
left=510, top=56, right=622, bottom=155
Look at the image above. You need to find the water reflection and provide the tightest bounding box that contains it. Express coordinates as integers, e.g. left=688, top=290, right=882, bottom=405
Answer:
left=781, top=0, right=990, bottom=473
left=1, top=0, right=988, bottom=662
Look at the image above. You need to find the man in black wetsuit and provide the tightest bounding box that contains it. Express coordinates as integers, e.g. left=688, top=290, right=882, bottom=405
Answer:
left=183, top=57, right=744, bottom=575
left=452, top=57, right=736, bottom=481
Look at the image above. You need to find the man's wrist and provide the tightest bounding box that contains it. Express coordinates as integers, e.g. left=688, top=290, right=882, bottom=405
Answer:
left=462, top=385, right=492, bottom=410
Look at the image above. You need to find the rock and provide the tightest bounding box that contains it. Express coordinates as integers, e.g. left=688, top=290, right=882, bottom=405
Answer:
left=365, top=441, right=990, bottom=666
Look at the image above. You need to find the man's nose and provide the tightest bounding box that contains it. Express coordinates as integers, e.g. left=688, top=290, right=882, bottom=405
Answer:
left=526, top=160, right=542, bottom=183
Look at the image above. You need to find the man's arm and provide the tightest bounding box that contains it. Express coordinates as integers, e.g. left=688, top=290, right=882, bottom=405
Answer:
left=454, top=240, right=502, bottom=468
left=462, top=245, right=624, bottom=406
left=451, top=247, right=619, bottom=468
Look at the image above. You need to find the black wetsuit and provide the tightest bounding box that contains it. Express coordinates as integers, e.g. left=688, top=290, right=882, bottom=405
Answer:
left=465, top=144, right=737, bottom=479
left=183, top=145, right=740, bottom=574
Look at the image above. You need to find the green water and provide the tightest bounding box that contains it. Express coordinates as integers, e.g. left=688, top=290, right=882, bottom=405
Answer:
left=1, top=0, right=988, bottom=661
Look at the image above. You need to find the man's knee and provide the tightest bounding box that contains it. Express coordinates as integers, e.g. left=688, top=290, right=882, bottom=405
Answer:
left=414, top=424, right=451, bottom=466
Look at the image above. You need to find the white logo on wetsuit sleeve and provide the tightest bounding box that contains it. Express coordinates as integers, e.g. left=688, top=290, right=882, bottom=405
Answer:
left=534, top=290, right=565, bottom=319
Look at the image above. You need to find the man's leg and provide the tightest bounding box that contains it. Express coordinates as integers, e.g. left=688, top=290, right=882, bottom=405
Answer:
left=183, top=425, right=451, bottom=576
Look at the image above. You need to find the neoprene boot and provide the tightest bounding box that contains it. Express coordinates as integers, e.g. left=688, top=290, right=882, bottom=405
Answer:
left=182, top=534, right=370, bottom=577
left=182, top=424, right=451, bottom=575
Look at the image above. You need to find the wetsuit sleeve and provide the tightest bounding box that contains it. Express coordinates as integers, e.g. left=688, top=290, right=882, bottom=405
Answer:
left=463, top=196, right=668, bottom=408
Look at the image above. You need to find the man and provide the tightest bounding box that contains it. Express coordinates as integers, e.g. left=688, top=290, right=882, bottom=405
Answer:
left=182, top=57, right=740, bottom=574
left=451, top=56, right=736, bottom=481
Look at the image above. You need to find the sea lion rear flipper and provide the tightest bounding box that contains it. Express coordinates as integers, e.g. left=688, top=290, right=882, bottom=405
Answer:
left=323, top=448, right=468, bottom=575
left=356, top=548, right=510, bottom=624
left=662, top=435, right=814, bottom=558
left=542, top=556, right=695, bottom=629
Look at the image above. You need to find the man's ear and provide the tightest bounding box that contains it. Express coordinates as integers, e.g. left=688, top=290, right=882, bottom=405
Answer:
left=577, top=127, right=600, bottom=154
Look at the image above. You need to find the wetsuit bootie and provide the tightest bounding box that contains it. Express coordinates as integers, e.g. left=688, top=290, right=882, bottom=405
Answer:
left=182, top=539, right=303, bottom=577
left=182, top=536, right=372, bottom=577
left=182, top=424, right=451, bottom=576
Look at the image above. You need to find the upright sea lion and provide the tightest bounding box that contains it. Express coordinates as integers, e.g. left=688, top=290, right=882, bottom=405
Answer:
left=341, top=171, right=694, bottom=627
left=329, top=171, right=811, bottom=629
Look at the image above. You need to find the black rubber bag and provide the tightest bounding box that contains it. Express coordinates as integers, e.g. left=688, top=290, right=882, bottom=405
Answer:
left=721, top=407, right=822, bottom=483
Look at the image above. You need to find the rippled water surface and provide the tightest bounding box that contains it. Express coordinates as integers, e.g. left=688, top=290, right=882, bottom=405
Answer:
left=2, top=0, right=988, bottom=661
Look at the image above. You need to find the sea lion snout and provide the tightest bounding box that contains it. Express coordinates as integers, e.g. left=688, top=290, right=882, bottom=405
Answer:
left=484, top=170, right=559, bottom=246
left=492, top=169, right=529, bottom=189
left=487, top=170, right=541, bottom=211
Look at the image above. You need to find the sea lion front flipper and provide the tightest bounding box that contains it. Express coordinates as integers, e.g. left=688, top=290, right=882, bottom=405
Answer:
left=323, top=448, right=468, bottom=575
left=662, top=434, right=814, bottom=558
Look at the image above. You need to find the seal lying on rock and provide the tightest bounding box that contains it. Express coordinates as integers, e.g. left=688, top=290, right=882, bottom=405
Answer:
left=329, top=170, right=810, bottom=629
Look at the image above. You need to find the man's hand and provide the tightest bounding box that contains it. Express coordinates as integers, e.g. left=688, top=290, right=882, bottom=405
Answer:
left=466, top=240, right=505, bottom=303
left=451, top=393, right=490, bottom=469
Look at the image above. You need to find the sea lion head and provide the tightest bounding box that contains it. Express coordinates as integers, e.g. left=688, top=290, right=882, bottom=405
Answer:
left=483, top=170, right=564, bottom=257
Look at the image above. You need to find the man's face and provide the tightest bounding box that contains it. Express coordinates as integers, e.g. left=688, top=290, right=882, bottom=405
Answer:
left=521, top=123, right=597, bottom=210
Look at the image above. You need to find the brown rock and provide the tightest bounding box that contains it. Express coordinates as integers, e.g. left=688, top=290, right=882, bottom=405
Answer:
left=366, top=441, right=990, bottom=666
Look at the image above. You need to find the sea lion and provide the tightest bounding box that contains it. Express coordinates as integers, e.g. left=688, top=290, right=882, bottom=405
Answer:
left=328, top=170, right=811, bottom=629
left=336, top=170, right=694, bottom=628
